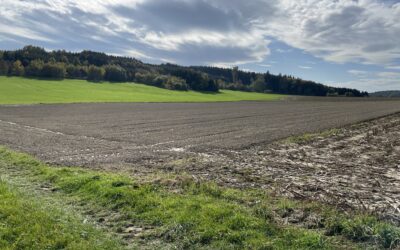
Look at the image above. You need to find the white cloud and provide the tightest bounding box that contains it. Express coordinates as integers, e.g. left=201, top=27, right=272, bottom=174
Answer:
left=0, top=24, right=55, bottom=42
left=263, top=0, right=400, bottom=65
left=340, top=71, right=400, bottom=91
left=299, top=66, right=312, bottom=69
left=125, top=49, right=154, bottom=60
left=276, top=48, right=292, bottom=53
left=348, top=70, right=369, bottom=77
left=385, top=65, right=400, bottom=70
left=341, top=78, right=400, bottom=92
left=0, top=1, right=249, bottom=66
left=377, top=71, right=400, bottom=78
left=0, top=0, right=399, bottom=91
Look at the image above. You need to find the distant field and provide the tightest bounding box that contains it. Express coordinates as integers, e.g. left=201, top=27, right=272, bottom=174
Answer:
left=0, top=77, right=285, bottom=104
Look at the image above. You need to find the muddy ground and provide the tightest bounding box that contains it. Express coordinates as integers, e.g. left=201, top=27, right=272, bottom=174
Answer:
left=0, top=99, right=399, bottom=222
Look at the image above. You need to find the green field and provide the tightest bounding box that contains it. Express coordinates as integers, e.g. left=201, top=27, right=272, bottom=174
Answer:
left=0, top=77, right=286, bottom=104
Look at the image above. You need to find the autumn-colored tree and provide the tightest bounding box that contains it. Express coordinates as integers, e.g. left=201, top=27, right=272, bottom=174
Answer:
left=11, top=60, right=24, bottom=76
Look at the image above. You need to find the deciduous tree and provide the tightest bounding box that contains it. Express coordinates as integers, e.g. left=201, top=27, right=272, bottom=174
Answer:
left=104, top=65, right=127, bottom=82
left=87, top=65, right=105, bottom=82
left=41, top=63, right=66, bottom=79
left=11, top=60, right=25, bottom=76
left=25, top=60, right=44, bottom=77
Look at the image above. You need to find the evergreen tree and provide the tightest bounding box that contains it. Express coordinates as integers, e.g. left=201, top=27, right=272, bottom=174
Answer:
left=232, top=66, right=239, bottom=83
left=0, top=60, right=9, bottom=75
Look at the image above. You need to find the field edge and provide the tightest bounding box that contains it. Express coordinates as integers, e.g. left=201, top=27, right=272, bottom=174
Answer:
left=1, top=146, right=399, bottom=249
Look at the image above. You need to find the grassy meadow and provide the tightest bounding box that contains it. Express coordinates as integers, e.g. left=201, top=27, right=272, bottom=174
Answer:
left=0, top=146, right=399, bottom=249
left=0, top=77, right=286, bottom=104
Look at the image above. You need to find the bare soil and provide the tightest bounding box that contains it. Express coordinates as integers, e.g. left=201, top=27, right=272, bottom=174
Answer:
left=0, top=99, right=399, bottom=222
left=183, top=114, right=400, bottom=225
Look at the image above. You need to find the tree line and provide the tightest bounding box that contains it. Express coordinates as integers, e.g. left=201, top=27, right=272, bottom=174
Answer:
left=191, top=66, right=368, bottom=97
left=0, top=46, right=368, bottom=96
left=0, top=46, right=203, bottom=91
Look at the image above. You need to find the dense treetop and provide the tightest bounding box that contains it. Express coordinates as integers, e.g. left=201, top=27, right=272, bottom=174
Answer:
left=0, top=46, right=367, bottom=96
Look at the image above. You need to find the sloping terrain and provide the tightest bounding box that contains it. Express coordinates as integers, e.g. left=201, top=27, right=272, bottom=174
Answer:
left=371, top=91, right=400, bottom=98
left=0, top=77, right=285, bottom=104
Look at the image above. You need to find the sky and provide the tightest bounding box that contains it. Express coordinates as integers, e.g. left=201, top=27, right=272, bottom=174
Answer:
left=0, top=0, right=399, bottom=92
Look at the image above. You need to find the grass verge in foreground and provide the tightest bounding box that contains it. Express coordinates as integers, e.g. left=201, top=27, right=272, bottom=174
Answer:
left=0, top=147, right=399, bottom=249
left=0, top=76, right=286, bottom=104
left=0, top=180, right=121, bottom=249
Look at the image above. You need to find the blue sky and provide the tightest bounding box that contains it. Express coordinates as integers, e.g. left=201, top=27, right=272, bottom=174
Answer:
left=0, top=0, right=399, bottom=91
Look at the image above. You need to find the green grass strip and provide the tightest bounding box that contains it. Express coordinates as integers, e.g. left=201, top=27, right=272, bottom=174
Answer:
left=1, top=146, right=399, bottom=249
left=0, top=76, right=286, bottom=104
left=0, top=180, right=122, bottom=250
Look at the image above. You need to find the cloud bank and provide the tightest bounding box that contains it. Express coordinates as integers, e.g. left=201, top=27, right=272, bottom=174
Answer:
left=2, top=0, right=399, bottom=65
left=0, top=0, right=399, bottom=90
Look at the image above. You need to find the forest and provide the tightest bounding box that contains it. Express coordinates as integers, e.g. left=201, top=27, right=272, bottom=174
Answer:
left=0, top=46, right=368, bottom=96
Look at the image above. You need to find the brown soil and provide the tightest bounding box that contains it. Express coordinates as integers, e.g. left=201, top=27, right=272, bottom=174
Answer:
left=179, top=114, right=400, bottom=225
left=0, top=99, right=399, bottom=222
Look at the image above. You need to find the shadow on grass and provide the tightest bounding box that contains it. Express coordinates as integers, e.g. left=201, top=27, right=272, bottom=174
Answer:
left=6, top=75, right=225, bottom=94
left=195, top=91, right=221, bottom=95
left=23, top=76, right=67, bottom=82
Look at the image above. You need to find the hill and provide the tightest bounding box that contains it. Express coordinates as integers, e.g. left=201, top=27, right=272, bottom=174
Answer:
left=0, top=46, right=367, bottom=97
left=370, top=90, right=400, bottom=97
left=0, top=76, right=286, bottom=104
